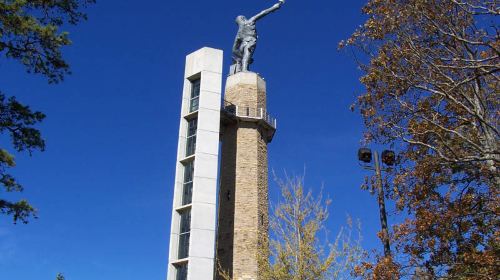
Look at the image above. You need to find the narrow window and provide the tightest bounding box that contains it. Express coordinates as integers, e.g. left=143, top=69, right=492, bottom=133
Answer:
left=189, top=79, right=200, bottom=112
left=182, top=161, right=194, bottom=205
left=186, top=118, right=197, bottom=157
left=175, top=263, right=188, bottom=280
left=178, top=210, right=191, bottom=259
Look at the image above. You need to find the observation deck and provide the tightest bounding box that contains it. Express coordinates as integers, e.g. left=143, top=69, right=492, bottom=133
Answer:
left=221, top=100, right=276, bottom=142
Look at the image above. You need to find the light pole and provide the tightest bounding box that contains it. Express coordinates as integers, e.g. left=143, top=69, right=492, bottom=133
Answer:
left=358, top=148, right=396, bottom=257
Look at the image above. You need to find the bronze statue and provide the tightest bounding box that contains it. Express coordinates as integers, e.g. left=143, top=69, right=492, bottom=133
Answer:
left=232, top=0, right=285, bottom=74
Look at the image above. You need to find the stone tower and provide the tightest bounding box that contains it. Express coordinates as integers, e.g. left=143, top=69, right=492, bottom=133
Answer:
left=216, top=72, right=276, bottom=280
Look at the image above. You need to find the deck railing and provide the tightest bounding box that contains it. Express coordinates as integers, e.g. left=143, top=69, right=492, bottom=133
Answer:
left=222, top=100, right=277, bottom=129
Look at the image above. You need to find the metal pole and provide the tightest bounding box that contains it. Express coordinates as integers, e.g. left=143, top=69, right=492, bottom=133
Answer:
left=373, top=150, right=391, bottom=257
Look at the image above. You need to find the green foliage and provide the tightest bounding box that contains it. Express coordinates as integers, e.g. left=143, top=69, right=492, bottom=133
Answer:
left=0, top=93, right=45, bottom=223
left=0, top=0, right=93, bottom=224
left=0, top=0, right=95, bottom=83
left=0, top=94, right=46, bottom=153
left=0, top=199, right=35, bottom=223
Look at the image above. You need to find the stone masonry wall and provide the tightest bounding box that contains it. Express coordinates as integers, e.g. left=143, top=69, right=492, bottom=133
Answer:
left=216, top=72, right=270, bottom=280
left=216, top=123, right=236, bottom=278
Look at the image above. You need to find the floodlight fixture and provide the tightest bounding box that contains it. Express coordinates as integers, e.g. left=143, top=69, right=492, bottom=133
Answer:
left=381, top=150, right=396, bottom=166
left=358, top=147, right=372, bottom=163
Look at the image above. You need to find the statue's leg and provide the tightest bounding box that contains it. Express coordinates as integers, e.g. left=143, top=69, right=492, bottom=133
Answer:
left=232, top=38, right=245, bottom=73
left=242, top=47, right=251, bottom=72
left=232, top=57, right=240, bottom=72
left=242, top=39, right=257, bottom=72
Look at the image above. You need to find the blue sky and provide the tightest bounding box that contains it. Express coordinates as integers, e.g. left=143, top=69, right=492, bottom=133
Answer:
left=0, top=1, right=389, bottom=279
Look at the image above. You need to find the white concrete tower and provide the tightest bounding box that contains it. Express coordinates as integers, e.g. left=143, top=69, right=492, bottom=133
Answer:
left=167, top=47, right=223, bottom=280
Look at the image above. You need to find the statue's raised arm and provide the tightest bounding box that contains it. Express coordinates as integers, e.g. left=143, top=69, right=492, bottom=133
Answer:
left=249, top=0, right=285, bottom=23
left=231, top=0, right=285, bottom=74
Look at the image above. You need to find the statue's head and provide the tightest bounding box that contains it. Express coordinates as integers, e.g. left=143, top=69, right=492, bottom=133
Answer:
left=235, top=15, right=246, bottom=24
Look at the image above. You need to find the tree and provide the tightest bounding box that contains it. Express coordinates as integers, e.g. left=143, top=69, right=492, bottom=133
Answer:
left=341, top=0, right=499, bottom=279
left=261, top=176, right=365, bottom=280
left=218, top=175, right=365, bottom=280
left=0, top=0, right=94, bottom=223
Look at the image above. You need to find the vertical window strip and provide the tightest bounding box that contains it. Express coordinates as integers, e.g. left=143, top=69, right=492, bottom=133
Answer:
left=189, top=79, right=200, bottom=113
left=186, top=118, right=197, bottom=157
left=178, top=210, right=191, bottom=259
left=186, top=119, right=197, bottom=156
left=175, top=263, right=188, bottom=280
left=182, top=161, right=194, bottom=205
